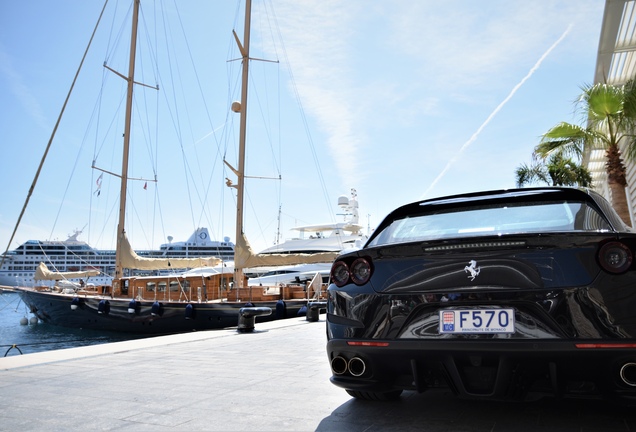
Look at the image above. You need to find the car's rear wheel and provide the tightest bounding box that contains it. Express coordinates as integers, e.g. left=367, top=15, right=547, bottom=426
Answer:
left=346, top=389, right=403, bottom=401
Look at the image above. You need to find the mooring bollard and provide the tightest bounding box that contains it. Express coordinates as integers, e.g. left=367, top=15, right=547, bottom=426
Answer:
left=306, top=301, right=327, bottom=322
left=237, top=307, right=272, bottom=333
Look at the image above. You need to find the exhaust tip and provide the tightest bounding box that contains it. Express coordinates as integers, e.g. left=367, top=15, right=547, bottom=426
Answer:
left=348, top=357, right=366, bottom=377
left=620, top=362, right=636, bottom=387
left=331, top=356, right=348, bottom=375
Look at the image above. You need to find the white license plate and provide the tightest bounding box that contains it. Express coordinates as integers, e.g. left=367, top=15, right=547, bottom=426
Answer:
left=439, top=308, right=515, bottom=334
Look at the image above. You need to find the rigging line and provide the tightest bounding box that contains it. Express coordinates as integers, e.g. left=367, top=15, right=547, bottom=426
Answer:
left=249, top=66, right=283, bottom=175
left=131, top=92, right=159, bottom=178
left=85, top=190, right=118, bottom=253
left=173, top=0, right=223, bottom=151
left=198, top=57, right=241, bottom=236
left=20, top=238, right=108, bottom=285
left=0, top=0, right=110, bottom=271
left=152, top=8, right=199, bottom=233
left=103, top=0, right=125, bottom=65
left=132, top=3, right=168, bottom=249
left=88, top=64, right=116, bottom=247
left=134, top=40, right=159, bottom=175
left=167, top=23, right=217, bottom=234
left=105, top=1, right=134, bottom=66
left=50, top=87, right=111, bottom=241
left=421, top=24, right=573, bottom=199
left=254, top=0, right=283, bottom=181
left=0, top=292, right=20, bottom=310
left=127, top=189, right=153, bottom=249
left=93, top=91, right=127, bottom=161
left=153, top=182, right=168, bottom=251
left=267, top=1, right=333, bottom=222
left=260, top=0, right=285, bottom=230
left=249, top=1, right=283, bottom=177
left=102, top=0, right=118, bottom=63
left=134, top=6, right=215, bottom=242
left=150, top=2, right=161, bottom=248
left=89, top=67, right=110, bottom=161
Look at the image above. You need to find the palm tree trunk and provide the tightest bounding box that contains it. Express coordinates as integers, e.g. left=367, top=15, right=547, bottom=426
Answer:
left=609, top=181, right=632, bottom=226
left=606, top=145, right=632, bottom=226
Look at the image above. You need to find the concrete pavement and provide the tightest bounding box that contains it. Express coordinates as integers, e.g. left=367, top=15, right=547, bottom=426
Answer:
left=0, top=316, right=634, bottom=431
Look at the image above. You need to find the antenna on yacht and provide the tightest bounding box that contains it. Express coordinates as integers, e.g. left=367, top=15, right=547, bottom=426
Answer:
left=275, top=204, right=282, bottom=245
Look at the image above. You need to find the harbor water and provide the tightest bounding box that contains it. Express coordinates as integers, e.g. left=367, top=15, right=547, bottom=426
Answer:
left=0, top=290, right=147, bottom=357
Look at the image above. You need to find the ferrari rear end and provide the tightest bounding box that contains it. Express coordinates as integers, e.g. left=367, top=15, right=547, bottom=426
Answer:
left=326, top=188, right=636, bottom=402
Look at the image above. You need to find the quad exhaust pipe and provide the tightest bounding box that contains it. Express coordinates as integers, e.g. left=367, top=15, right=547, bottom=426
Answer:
left=348, top=357, right=366, bottom=377
left=619, top=362, right=636, bottom=387
left=331, top=356, right=348, bottom=375
left=331, top=355, right=367, bottom=377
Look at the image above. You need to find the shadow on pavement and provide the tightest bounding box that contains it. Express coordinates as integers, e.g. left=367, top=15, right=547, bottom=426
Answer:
left=316, top=389, right=636, bottom=432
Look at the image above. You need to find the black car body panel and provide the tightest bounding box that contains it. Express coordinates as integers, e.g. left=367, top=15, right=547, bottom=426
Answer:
left=326, top=187, right=636, bottom=402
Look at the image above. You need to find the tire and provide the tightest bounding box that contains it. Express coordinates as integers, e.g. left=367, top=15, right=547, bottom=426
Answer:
left=346, top=389, right=403, bottom=401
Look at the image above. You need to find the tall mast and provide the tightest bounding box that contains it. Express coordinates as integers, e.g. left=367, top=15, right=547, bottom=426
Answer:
left=233, top=0, right=252, bottom=288
left=115, top=0, right=140, bottom=282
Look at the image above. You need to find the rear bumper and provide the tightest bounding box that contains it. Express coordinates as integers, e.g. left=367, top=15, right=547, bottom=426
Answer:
left=327, top=338, right=636, bottom=401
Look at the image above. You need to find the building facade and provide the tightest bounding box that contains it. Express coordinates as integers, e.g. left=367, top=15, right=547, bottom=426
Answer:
left=586, top=0, right=636, bottom=225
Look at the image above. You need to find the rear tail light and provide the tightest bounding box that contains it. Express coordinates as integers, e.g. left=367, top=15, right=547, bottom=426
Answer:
left=598, top=241, right=633, bottom=274
left=331, top=261, right=350, bottom=287
left=350, top=258, right=372, bottom=284
left=331, top=257, right=373, bottom=287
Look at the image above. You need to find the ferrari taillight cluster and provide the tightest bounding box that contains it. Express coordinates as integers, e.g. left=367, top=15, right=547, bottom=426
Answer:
left=598, top=241, right=633, bottom=274
left=331, top=257, right=373, bottom=287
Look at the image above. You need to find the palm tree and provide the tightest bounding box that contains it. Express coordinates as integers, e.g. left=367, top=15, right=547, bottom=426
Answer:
left=535, top=80, right=636, bottom=225
left=515, top=153, right=592, bottom=188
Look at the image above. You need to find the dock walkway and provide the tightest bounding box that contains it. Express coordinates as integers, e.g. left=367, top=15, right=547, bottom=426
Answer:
left=0, top=317, right=633, bottom=431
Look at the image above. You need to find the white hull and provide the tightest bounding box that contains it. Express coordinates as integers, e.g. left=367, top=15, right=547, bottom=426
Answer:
left=0, top=227, right=233, bottom=288
left=247, top=263, right=332, bottom=286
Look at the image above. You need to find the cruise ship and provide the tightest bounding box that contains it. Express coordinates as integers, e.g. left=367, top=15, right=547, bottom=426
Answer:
left=0, top=228, right=234, bottom=288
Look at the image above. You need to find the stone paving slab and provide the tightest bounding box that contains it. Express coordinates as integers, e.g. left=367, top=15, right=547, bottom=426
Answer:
left=0, top=316, right=634, bottom=431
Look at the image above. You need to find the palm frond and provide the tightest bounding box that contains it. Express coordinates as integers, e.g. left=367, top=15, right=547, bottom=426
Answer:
left=583, top=83, right=624, bottom=121
left=536, top=122, right=586, bottom=160
left=515, top=163, right=549, bottom=187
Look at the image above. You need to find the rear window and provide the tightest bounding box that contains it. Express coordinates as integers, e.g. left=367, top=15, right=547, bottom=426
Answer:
left=368, top=201, right=611, bottom=246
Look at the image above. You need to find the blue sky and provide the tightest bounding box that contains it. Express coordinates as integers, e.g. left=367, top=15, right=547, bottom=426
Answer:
left=0, top=0, right=605, bottom=254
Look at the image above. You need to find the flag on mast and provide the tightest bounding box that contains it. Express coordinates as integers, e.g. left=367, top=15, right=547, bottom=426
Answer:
left=94, top=173, right=103, bottom=196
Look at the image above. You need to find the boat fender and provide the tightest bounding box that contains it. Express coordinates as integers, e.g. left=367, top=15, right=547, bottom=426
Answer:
left=19, top=317, right=28, bottom=326
left=128, top=299, right=140, bottom=314
left=71, top=297, right=80, bottom=311
left=98, top=299, right=110, bottom=315
left=30, top=316, right=39, bottom=325
left=151, top=301, right=163, bottom=317
left=185, top=303, right=195, bottom=319
left=275, top=300, right=287, bottom=319
left=297, top=305, right=307, bottom=317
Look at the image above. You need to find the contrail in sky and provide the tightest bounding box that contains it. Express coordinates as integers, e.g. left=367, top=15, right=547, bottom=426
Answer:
left=421, top=24, right=573, bottom=199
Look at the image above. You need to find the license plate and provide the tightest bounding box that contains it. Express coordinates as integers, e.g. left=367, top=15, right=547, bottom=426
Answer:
left=439, top=308, right=515, bottom=334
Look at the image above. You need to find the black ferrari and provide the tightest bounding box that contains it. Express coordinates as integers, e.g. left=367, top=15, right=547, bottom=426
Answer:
left=326, top=187, right=636, bottom=402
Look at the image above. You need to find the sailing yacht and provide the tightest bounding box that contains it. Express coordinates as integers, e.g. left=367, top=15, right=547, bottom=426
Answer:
left=12, top=0, right=334, bottom=334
